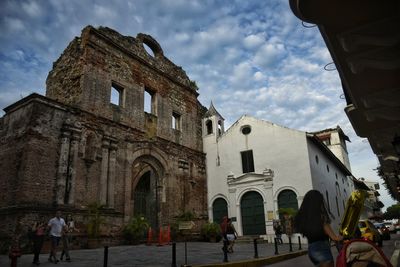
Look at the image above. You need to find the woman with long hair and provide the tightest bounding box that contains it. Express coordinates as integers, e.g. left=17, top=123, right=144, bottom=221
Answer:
left=295, top=190, right=342, bottom=267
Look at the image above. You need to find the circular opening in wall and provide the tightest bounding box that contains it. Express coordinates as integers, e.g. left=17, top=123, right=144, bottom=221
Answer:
left=143, top=43, right=155, bottom=57
left=241, top=125, right=251, bottom=135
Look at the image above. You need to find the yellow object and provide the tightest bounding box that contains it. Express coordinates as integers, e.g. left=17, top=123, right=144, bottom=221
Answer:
left=358, top=219, right=381, bottom=245
left=339, top=190, right=366, bottom=239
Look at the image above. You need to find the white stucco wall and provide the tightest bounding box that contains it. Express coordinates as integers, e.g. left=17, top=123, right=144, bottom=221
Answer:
left=307, top=140, right=354, bottom=232
left=326, top=131, right=351, bottom=172
left=203, top=115, right=355, bottom=243
left=204, top=115, right=315, bottom=240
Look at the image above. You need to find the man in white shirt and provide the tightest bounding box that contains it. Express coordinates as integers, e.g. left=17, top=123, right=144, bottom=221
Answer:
left=48, top=210, right=66, bottom=263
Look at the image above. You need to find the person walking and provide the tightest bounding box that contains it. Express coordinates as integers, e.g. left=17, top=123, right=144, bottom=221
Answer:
left=294, top=190, right=342, bottom=267
left=226, top=218, right=238, bottom=253
left=61, top=214, right=77, bottom=262
left=220, top=216, right=229, bottom=252
left=31, top=217, right=46, bottom=265
left=48, top=211, right=66, bottom=264
left=274, top=220, right=283, bottom=244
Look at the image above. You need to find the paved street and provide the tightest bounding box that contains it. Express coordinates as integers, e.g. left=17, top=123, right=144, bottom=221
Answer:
left=2, top=234, right=399, bottom=267
left=0, top=240, right=305, bottom=267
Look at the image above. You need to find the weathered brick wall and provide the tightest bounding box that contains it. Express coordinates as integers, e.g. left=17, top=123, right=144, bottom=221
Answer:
left=46, top=38, right=83, bottom=107
left=0, top=26, right=208, bottom=250
left=46, top=25, right=203, bottom=151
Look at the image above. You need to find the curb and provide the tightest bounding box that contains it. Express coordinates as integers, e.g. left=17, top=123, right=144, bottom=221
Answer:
left=191, top=250, right=308, bottom=267
left=390, top=241, right=400, bottom=267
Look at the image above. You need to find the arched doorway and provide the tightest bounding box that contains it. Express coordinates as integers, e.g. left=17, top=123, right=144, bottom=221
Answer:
left=212, top=198, right=228, bottom=224
left=240, top=191, right=266, bottom=235
left=132, top=156, right=164, bottom=230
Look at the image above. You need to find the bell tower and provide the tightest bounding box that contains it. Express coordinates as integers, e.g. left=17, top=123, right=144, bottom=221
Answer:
left=202, top=101, right=224, bottom=140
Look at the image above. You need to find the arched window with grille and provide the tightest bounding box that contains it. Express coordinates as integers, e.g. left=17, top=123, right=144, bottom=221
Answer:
left=277, top=189, right=299, bottom=218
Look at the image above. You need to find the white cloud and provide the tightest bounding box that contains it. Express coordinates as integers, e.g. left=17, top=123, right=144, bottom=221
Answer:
left=281, top=56, right=320, bottom=75
left=22, top=1, right=42, bottom=17
left=253, top=71, right=266, bottom=81
left=0, top=0, right=395, bottom=207
left=3, top=17, right=25, bottom=32
left=229, top=62, right=252, bottom=88
left=94, top=4, right=117, bottom=20
left=253, top=42, right=286, bottom=69
left=243, top=34, right=265, bottom=49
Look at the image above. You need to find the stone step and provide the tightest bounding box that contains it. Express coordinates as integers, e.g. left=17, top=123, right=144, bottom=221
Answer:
left=235, top=236, right=268, bottom=243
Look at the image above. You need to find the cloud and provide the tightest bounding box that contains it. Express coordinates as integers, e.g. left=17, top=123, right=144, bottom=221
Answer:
left=243, top=34, right=265, bottom=49
left=22, top=1, right=43, bottom=17
left=0, top=0, right=395, bottom=208
left=253, top=42, right=286, bottom=70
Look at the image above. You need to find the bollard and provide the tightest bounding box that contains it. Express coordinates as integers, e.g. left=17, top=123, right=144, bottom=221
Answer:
left=253, top=238, right=259, bottom=258
left=298, top=236, right=302, bottom=250
left=185, top=241, right=188, bottom=265
left=9, top=245, right=21, bottom=267
left=223, top=240, right=229, bottom=262
left=289, top=236, right=293, bottom=252
left=274, top=238, right=279, bottom=255
left=103, top=246, right=108, bottom=267
left=171, top=242, right=177, bottom=267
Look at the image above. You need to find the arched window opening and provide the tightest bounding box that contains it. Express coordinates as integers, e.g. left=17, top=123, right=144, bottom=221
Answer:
left=206, top=120, right=213, bottom=135
left=218, top=120, right=223, bottom=136
left=277, top=189, right=298, bottom=219
left=212, top=198, right=228, bottom=224
left=143, top=42, right=155, bottom=57
left=325, top=190, right=331, bottom=212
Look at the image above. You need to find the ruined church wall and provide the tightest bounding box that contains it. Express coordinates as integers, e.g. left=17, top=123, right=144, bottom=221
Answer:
left=46, top=26, right=203, bottom=152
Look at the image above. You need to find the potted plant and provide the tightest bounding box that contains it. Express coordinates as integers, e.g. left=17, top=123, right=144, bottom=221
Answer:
left=201, top=222, right=221, bottom=242
left=86, top=202, right=105, bottom=248
left=122, top=216, right=149, bottom=244
left=278, top=208, right=297, bottom=236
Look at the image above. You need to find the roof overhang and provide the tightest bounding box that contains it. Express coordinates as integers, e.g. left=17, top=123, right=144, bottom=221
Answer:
left=289, top=0, right=400, bottom=201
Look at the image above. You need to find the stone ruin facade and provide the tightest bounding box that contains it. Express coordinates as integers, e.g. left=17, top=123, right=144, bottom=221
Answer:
left=0, top=25, right=207, bottom=250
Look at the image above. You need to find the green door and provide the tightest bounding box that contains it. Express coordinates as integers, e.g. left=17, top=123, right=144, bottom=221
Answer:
left=212, top=198, right=228, bottom=224
left=241, top=191, right=266, bottom=235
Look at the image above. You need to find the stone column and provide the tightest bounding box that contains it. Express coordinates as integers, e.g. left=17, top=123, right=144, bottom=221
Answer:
left=56, top=130, right=71, bottom=205
left=99, top=139, right=110, bottom=205
left=67, top=129, right=81, bottom=205
left=107, top=141, right=118, bottom=208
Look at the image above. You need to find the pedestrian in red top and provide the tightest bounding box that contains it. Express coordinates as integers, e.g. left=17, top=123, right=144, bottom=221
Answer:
left=31, top=216, right=46, bottom=265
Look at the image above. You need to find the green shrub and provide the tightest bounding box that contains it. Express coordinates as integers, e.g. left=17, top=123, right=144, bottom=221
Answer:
left=87, top=202, right=105, bottom=238
left=201, top=222, right=221, bottom=242
left=123, top=216, right=149, bottom=244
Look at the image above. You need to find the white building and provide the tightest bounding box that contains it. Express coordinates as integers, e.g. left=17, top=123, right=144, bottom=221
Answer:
left=360, top=179, right=384, bottom=220
left=202, top=104, right=355, bottom=241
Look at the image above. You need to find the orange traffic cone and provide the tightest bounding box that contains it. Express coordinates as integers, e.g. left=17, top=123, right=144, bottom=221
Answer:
left=146, top=227, right=153, bottom=246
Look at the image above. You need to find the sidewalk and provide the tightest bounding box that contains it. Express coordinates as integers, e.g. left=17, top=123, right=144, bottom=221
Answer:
left=0, top=241, right=307, bottom=267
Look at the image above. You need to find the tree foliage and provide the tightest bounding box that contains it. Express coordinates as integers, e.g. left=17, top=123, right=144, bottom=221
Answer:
left=383, top=203, right=400, bottom=220
left=87, top=202, right=105, bottom=238
left=123, top=216, right=149, bottom=243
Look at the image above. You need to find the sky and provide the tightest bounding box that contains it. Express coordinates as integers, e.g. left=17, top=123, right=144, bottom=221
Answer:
left=0, top=0, right=396, bottom=211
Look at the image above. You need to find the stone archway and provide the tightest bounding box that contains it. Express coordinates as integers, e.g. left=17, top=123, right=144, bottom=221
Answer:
left=131, top=155, right=165, bottom=230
